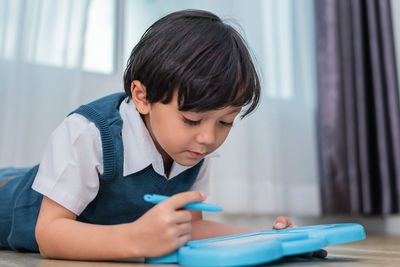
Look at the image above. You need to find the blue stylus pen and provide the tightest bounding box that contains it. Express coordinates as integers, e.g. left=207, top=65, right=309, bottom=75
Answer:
left=144, top=194, right=223, bottom=212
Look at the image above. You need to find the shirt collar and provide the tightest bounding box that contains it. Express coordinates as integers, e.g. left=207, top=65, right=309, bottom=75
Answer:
left=119, top=98, right=218, bottom=178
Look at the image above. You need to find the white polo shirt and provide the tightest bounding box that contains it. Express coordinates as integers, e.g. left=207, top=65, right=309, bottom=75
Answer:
left=32, top=98, right=215, bottom=215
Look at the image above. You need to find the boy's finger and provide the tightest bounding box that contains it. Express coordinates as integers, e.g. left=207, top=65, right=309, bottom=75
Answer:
left=273, top=216, right=291, bottom=229
left=176, top=222, right=192, bottom=236
left=177, top=232, right=192, bottom=248
left=174, top=210, right=193, bottom=224
left=165, top=191, right=206, bottom=210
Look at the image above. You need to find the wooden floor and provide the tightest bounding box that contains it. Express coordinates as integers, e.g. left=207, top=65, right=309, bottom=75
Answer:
left=1, top=235, right=399, bottom=266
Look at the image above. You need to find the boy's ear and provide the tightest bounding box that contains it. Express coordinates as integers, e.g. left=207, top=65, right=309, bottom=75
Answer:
left=130, top=80, right=150, bottom=115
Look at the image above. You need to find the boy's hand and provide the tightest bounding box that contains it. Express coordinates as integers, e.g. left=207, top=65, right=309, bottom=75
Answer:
left=272, top=216, right=297, bottom=229
left=272, top=216, right=328, bottom=259
left=129, top=191, right=206, bottom=258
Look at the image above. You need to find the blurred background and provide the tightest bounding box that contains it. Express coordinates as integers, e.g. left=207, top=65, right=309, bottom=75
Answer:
left=1, top=0, right=400, bottom=234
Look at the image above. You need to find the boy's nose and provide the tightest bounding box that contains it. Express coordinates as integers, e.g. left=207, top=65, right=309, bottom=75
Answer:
left=195, top=126, right=216, bottom=145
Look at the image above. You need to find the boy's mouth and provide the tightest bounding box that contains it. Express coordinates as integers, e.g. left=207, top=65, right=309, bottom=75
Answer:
left=187, top=151, right=205, bottom=159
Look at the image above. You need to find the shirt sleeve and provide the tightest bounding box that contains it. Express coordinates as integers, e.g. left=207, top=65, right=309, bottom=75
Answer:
left=190, top=158, right=212, bottom=196
left=32, top=113, right=103, bottom=215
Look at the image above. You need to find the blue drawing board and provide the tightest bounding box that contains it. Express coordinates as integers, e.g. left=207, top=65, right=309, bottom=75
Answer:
left=145, top=223, right=366, bottom=266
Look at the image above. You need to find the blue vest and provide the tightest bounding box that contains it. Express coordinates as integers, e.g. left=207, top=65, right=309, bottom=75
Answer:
left=0, top=93, right=203, bottom=252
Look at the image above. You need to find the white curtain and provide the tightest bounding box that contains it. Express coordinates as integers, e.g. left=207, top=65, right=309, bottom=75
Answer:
left=0, top=0, right=91, bottom=167
left=0, top=0, right=321, bottom=216
left=214, top=0, right=320, bottom=216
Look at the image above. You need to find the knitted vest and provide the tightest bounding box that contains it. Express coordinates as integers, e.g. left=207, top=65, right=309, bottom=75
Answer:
left=0, top=92, right=203, bottom=251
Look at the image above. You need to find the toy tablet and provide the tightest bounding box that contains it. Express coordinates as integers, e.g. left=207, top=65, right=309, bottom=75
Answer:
left=145, top=223, right=365, bottom=266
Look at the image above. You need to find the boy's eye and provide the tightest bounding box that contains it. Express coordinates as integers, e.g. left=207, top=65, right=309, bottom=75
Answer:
left=220, top=121, right=234, bottom=127
left=183, top=117, right=201, bottom=125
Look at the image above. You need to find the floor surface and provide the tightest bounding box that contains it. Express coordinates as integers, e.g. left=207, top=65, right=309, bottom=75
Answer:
left=1, top=235, right=399, bottom=266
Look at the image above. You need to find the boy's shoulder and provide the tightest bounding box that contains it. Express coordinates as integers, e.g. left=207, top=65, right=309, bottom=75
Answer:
left=69, top=92, right=126, bottom=122
left=84, top=92, right=126, bottom=110
left=70, top=92, right=127, bottom=180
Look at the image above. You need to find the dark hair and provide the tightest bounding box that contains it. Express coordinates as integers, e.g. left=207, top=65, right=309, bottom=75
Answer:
left=123, top=9, right=260, bottom=118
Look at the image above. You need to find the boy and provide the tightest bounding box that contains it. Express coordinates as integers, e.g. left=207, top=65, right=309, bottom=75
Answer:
left=0, top=9, right=323, bottom=260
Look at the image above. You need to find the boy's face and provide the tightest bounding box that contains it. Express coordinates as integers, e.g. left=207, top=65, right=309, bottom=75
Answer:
left=132, top=82, right=240, bottom=167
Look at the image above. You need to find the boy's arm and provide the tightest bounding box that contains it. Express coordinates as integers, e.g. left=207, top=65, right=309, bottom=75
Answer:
left=190, top=211, right=296, bottom=240
left=36, top=197, right=134, bottom=260
left=191, top=219, right=260, bottom=240
left=190, top=211, right=327, bottom=259
left=36, top=192, right=206, bottom=260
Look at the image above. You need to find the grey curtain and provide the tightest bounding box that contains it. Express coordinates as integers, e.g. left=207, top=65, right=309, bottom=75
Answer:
left=315, top=0, right=400, bottom=214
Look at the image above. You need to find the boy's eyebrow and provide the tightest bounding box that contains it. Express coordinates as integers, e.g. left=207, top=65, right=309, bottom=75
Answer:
left=225, top=108, right=242, bottom=115
left=182, top=108, right=241, bottom=116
